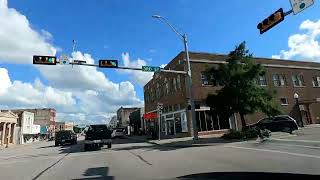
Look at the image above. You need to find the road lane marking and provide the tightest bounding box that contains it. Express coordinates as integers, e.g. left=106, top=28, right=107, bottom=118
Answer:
left=226, top=145, right=320, bottom=159
left=128, top=150, right=152, bottom=166
left=266, top=142, right=320, bottom=149
left=271, top=138, right=320, bottom=143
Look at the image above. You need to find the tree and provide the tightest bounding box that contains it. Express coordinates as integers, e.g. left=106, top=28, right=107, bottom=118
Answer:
left=206, top=42, right=281, bottom=129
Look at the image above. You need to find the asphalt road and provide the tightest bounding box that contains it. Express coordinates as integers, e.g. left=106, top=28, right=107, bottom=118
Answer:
left=1, top=127, right=320, bottom=180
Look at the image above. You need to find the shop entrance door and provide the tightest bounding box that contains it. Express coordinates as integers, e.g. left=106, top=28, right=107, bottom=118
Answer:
left=166, top=119, right=175, bottom=135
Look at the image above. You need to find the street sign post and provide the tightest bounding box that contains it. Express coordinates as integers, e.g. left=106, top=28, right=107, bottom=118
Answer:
left=142, top=66, right=161, bottom=72
left=157, top=103, right=163, bottom=141
left=289, top=0, right=314, bottom=15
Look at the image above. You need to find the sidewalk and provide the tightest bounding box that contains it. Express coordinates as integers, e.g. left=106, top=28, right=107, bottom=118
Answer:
left=127, top=133, right=239, bottom=147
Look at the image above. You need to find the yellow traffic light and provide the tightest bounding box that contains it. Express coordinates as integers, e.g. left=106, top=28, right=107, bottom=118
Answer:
left=257, top=8, right=285, bottom=34
left=33, top=55, right=57, bottom=65
left=99, top=60, right=118, bottom=68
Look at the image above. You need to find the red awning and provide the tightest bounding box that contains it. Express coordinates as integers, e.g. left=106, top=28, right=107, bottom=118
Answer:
left=143, top=112, right=157, bottom=119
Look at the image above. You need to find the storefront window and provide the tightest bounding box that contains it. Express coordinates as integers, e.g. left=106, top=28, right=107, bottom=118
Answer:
left=174, top=113, right=182, bottom=133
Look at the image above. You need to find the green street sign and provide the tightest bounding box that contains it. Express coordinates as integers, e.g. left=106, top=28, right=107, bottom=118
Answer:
left=142, top=66, right=161, bottom=72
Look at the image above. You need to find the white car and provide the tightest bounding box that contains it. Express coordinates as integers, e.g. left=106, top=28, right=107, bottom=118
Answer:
left=112, top=128, right=125, bottom=138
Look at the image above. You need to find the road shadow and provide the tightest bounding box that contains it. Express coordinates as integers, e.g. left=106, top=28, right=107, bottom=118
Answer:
left=112, top=137, right=242, bottom=152
left=72, top=167, right=114, bottom=180
left=38, top=145, right=56, bottom=149
left=176, top=172, right=320, bottom=180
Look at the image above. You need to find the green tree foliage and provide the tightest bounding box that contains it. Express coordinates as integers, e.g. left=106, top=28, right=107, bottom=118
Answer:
left=206, top=42, right=281, bottom=129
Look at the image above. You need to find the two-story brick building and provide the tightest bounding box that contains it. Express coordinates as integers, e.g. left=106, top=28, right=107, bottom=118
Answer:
left=144, top=52, right=320, bottom=138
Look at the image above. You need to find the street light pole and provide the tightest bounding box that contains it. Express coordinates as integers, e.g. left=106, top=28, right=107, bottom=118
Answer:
left=152, top=15, right=198, bottom=140
left=294, top=93, right=304, bottom=127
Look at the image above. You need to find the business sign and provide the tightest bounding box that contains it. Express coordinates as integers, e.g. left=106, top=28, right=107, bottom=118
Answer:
left=143, top=113, right=158, bottom=119
left=289, top=0, right=314, bottom=15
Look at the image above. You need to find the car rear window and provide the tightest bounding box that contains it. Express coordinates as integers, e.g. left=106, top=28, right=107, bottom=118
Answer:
left=89, top=125, right=109, bottom=132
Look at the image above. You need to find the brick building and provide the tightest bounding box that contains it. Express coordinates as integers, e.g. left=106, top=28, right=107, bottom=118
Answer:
left=11, top=108, right=56, bottom=138
left=144, top=52, right=320, bottom=138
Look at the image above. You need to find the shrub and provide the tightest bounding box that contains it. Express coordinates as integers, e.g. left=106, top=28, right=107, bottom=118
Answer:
left=221, top=130, right=243, bottom=140
left=221, top=127, right=271, bottom=140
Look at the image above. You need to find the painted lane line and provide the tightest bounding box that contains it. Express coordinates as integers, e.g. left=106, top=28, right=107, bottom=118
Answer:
left=271, top=138, right=320, bottom=143
left=266, top=142, right=320, bottom=149
left=226, top=145, right=320, bottom=159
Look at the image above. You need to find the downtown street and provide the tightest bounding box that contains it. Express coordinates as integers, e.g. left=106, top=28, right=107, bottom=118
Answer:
left=0, top=125, right=320, bottom=180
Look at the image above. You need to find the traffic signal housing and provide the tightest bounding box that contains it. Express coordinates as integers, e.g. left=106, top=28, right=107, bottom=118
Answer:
left=33, top=55, right=57, bottom=65
left=99, top=60, right=118, bottom=68
left=257, top=8, right=285, bottom=34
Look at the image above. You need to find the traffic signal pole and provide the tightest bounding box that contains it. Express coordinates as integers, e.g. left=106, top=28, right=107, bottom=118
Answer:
left=69, top=62, right=187, bottom=74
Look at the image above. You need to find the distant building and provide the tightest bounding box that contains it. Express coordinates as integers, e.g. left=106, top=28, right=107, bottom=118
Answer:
left=0, top=110, right=18, bottom=147
left=109, top=115, right=117, bottom=128
left=116, top=107, right=140, bottom=128
left=16, top=111, right=40, bottom=144
left=56, top=122, right=74, bottom=131
left=129, top=108, right=145, bottom=135
left=11, top=108, right=56, bottom=138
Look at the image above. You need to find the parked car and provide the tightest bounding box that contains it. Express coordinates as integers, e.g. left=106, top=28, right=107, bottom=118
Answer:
left=84, top=124, right=112, bottom=151
left=55, top=130, right=77, bottom=146
left=111, top=128, right=125, bottom=138
left=249, top=115, right=298, bottom=134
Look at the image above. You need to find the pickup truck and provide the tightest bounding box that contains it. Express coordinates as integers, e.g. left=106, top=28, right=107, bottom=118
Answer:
left=84, top=124, right=112, bottom=151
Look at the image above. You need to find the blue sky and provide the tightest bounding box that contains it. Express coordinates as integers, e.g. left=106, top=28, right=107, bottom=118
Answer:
left=0, top=0, right=319, bottom=124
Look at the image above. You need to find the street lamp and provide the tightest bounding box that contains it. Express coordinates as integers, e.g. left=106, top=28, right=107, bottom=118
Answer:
left=152, top=15, right=198, bottom=140
left=294, top=93, right=304, bottom=127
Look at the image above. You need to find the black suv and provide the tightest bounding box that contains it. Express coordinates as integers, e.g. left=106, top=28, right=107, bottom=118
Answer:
left=55, top=130, right=77, bottom=146
left=250, top=115, right=299, bottom=134
left=84, top=124, right=112, bottom=151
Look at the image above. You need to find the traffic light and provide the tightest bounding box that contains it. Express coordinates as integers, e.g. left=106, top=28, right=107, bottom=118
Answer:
left=257, top=8, right=285, bottom=34
left=33, top=55, right=57, bottom=65
left=99, top=60, right=118, bottom=68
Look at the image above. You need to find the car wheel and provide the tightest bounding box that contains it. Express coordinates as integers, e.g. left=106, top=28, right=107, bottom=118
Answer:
left=107, top=143, right=112, bottom=149
left=282, top=127, right=292, bottom=134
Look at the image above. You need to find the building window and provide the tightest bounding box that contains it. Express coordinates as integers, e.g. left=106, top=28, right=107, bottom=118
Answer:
left=201, top=72, right=215, bottom=86
left=156, top=83, right=160, bottom=98
left=273, top=74, right=287, bottom=87
left=173, top=78, right=177, bottom=91
left=312, top=76, right=320, bottom=87
left=292, top=74, right=305, bottom=87
left=165, top=78, right=169, bottom=94
left=177, top=75, right=181, bottom=89
left=280, top=98, right=288, bottom=106
left=257, top=75, right=267, bottom=86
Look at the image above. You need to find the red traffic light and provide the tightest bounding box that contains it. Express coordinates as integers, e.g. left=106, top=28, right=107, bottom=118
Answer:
left=33, top=55, right=57, bottom=65
left=99, top=60, right=118, bottom=68
left=257, top=8, right=285, bottom=34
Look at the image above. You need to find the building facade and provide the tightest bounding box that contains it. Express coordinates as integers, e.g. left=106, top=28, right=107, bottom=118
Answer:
left=18, top=111, right=41, bottom=144
left=116, top=107, right=140, bottom=128
left=55, top=122, right=74, bottom=131
left=144, top=52, right=320, bottom=138
left=109, top=115, right=117, bottom=128
left=0, top=110, right=18, bottom=147
left=11, top=108, right=56, bottom=138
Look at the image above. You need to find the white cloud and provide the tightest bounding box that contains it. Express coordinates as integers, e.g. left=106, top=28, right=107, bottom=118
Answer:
left=272, top=19, right=320, bottom=61
left=119, top=52, right=153, bottom=86
left=0, top=68, right=76, bottom=110
left=0, top=2, right=144, bottom=125
left=0, top=0, right=57, bottom=64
